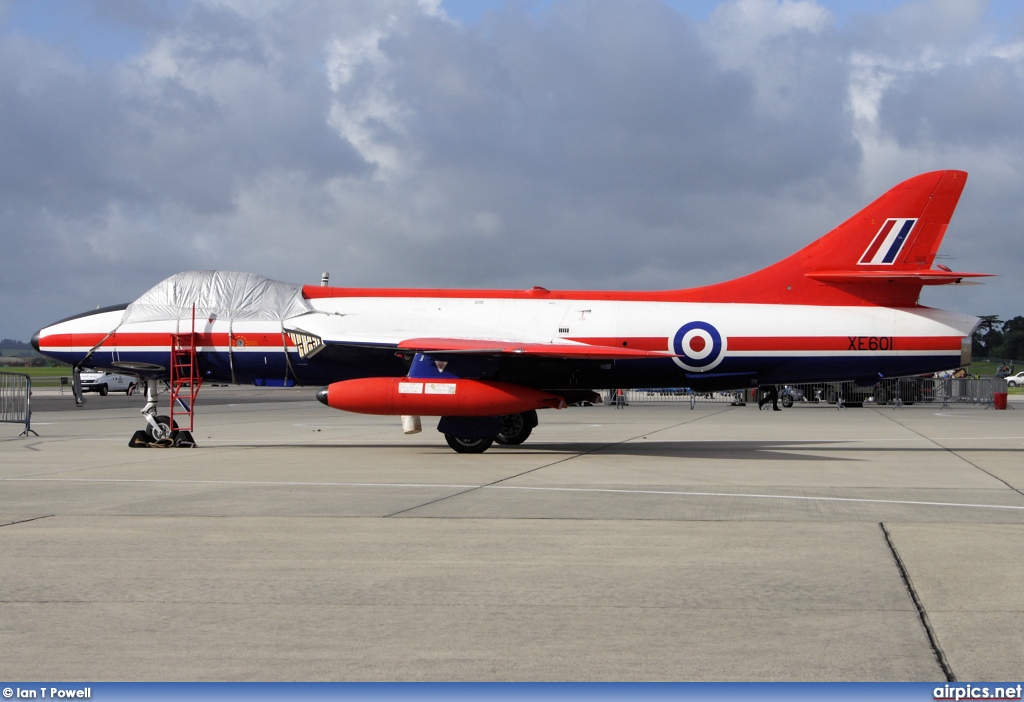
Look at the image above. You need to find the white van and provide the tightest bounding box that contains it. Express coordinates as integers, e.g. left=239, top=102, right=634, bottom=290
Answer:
left=80, top=370, right=138, bottom=396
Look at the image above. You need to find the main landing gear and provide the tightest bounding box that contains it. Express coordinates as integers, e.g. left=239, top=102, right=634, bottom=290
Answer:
left=495, top=410, right=536, bottom=445
left=445, top=435, right=494, bottom=454
left=442, top=410, right=539, bottom=454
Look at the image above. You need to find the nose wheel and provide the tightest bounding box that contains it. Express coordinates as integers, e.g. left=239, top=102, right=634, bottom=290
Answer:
left=146, top=414, right=179, bottom=442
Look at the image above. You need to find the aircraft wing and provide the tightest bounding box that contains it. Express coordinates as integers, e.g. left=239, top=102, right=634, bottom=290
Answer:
left=396, top=337, right=677, bottom=359
left=283, top=322, right=678, bottom=362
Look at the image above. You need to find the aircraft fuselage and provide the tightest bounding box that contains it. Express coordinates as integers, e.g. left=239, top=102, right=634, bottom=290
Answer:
left=34, top=295, right=974, bottom=391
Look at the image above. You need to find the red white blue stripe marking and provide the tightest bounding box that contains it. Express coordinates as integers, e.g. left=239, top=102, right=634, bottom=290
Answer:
left=859, top=218, right=917, bottom=265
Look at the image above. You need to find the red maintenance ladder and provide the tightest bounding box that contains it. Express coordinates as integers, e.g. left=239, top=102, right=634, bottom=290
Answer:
left=169, top=307, right=203, bottom=433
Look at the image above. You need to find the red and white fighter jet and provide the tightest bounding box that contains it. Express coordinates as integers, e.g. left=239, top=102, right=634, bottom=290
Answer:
left=33, top=170, right=988, bottom=452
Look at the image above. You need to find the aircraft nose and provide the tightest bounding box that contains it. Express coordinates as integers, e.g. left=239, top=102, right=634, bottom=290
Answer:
left=316, top=387, right=329, bottom=406
left=31, top=330, right=41, bottom=353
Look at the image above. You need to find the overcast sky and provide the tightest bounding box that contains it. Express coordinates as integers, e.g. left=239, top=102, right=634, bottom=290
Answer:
left=2, top=0, right=1022, bottom=342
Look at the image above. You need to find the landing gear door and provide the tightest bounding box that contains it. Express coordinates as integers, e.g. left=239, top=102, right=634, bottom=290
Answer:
left=72, top=366, right=85, bottom=407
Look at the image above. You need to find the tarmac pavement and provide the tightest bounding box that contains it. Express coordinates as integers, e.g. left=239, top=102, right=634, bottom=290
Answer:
left=1, top=387, right=1022, bottom=681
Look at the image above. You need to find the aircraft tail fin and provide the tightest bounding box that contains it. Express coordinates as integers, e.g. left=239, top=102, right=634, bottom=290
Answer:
left=692, top=170, right=990, bottom=307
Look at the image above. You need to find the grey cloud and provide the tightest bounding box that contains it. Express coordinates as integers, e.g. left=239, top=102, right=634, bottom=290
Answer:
left=83, top=0, right=180, bottom=32
left=845, top=0, right=989, bottom=65
left=878, top=59, right=1024, bottom=148
left=114, top=5, right=369, bottom=213
left=0, top=38, right=129, bottom=215
left=392, top=0, right=857, bottom=193
left=334, top=0, right=859, bottom=293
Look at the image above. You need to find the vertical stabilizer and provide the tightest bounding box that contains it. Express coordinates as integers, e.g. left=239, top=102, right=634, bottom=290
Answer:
left=691, top=170, right=984, bottom=306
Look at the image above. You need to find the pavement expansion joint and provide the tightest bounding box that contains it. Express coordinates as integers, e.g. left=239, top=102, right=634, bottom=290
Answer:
left=874, top=409, right=1024, bottom=497
left=0, top=514, right=56, bottom=528
left=880, top=521, right=956, bottom=682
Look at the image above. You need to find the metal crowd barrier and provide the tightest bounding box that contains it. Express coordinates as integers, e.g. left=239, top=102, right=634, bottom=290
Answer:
left=934, top=377, right=1007, bottom=408
left=775, top=378, right=1008, bottom=408
left=0, top=372, right=37, bottom=437
left=615, top=377, right=1011, bottom=408
left=616, top=389, right=744, bottom=406
left=617, top=388, right=772, bottom=406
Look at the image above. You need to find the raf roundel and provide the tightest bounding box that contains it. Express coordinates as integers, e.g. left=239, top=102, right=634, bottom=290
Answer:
left=670, top=321, right=726, bottom=372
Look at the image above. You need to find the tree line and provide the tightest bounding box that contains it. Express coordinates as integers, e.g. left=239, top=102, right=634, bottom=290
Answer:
left=972, top=316, right=1024, bottom=362
left=1, top=339, right=33, bottom=350
left=1, top=338, right=51, bottom=366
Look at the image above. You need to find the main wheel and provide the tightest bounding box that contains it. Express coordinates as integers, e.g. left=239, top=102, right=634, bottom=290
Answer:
left=98, top=384, right=108, bottom=396
left=146, top=414, right=179, bottom=442
left=874, top=387, right=888, bottom=405
left=495, top=412, right=534, bottom=445
left=824, top=386, right=838, bottom=404
left=444, top=434, right=493, bottom=453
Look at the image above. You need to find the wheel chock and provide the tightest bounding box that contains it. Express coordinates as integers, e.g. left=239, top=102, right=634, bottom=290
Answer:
left=127, top=430, right=198, bottom=448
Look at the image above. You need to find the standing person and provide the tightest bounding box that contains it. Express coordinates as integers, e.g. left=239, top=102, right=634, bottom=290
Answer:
left=615, top=388, right=626, bottom=409
left=758, top=385, right=780, bottom=411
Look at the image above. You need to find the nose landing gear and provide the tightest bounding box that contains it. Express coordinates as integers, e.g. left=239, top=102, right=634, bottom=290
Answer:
left=128, top=380, right=195, bottom=448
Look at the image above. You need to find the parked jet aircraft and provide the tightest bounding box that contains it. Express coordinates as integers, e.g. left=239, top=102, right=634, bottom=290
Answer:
left=33, top=170, right=988, bottom=452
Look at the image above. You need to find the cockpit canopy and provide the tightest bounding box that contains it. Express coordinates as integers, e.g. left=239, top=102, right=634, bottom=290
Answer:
left=121, top=271, right=313, bottom=324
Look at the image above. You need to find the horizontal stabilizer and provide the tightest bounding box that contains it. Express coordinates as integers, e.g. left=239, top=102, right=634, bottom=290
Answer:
left=806, top=270, right=993, bottom=286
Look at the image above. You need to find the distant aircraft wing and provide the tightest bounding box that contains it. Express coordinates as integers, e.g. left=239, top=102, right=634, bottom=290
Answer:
left=397, top=337, right=676, bottom=360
